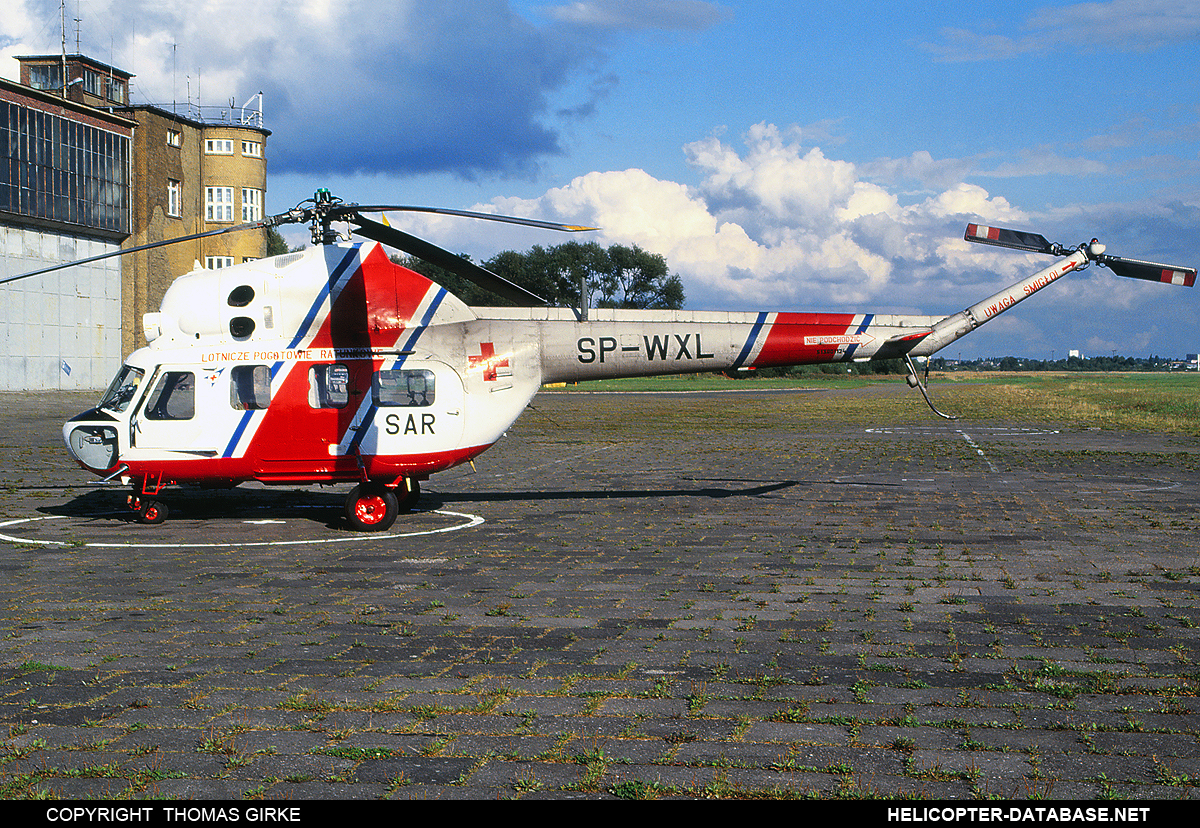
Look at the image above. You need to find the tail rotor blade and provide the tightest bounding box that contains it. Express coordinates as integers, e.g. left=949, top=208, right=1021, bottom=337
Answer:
left=1098, top=254, right=1196, bottom=287
left=964, top=224, right=1057, bottom=255
left=965, top=223, right=1194, bottom=288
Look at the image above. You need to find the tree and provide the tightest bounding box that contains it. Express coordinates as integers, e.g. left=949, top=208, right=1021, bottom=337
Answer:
left=264, top=226, right=290, bottom=257
left=394, top=241, right=686, bottom=309
left=602, top=243, right=685, bottom=309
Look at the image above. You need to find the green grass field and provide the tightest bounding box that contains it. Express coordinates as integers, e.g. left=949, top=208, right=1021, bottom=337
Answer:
left=544, top=371, right=1200, bottom=435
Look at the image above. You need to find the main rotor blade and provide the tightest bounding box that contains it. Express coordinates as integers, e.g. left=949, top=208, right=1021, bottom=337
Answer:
left=337, top=204, right=597, bottom=233
left=348, top=214, right=548, bottom=306
left=1098, top=254, right=1196, bottom=287
left=964, top=224, right=1057, bottom=255
left=0, top=220, right=272, bottom=286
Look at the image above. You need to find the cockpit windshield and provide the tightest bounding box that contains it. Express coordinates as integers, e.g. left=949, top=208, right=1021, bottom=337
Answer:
left=98, top=365, right=145, bottom=413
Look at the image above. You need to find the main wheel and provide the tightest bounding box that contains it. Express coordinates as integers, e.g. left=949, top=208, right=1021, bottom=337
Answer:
left=345, top=484, right=399, bottom=531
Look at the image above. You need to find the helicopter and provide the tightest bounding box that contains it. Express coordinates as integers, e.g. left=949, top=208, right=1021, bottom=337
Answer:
left=4, top=190, right=1194, bottom=530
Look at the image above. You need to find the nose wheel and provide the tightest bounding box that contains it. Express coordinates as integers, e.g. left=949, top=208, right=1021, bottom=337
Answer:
left=128, top=495, right=169, bottom=524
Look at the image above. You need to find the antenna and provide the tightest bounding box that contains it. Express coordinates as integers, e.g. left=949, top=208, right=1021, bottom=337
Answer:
left=60, top=0, right=67, bottom=97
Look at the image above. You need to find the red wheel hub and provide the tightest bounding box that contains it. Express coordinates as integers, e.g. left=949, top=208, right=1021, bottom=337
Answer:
left=354, top=495, right=389, bottom=525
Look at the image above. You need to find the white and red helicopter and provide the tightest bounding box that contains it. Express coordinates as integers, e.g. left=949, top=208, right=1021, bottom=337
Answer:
left=6, top=191, right=1195, bottom=529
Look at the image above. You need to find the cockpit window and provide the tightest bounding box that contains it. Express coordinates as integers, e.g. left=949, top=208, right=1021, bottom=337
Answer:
left=98, top=366, right=144, bottom=413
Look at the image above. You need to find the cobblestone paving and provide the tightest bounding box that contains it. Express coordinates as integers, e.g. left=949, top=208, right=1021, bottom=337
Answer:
left=0, top=387, right=1197, bottom=800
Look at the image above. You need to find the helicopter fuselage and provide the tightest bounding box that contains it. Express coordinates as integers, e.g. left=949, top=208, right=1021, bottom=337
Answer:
left=63, top=241, right=951, bottom=497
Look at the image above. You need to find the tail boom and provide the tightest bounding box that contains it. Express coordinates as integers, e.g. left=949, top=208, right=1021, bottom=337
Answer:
left=915, top=248, right=1090, bottom=356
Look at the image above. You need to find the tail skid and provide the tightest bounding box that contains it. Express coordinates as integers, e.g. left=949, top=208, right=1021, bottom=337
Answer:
left=904, top=354, right=957, bottom=420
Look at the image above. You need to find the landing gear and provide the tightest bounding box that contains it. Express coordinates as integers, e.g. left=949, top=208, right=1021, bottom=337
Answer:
left=127, top=494, right=169, bottom=524
left=120, top=478, right=422, bottom=531
left=397, top=478, right=420, bottom=512
left=139, top=500, right=169, bottom=524
left=345, top=483, right=400, bottom=531
left=344, top=478, right=420, bottom=531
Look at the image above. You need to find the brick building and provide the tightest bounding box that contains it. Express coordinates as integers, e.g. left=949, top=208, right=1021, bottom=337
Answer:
left=0, top=54, right=270, bottom=389
left=115, top=103, right=269, bottom=357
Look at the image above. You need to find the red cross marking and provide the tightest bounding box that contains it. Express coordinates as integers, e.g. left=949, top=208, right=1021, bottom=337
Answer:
left=468, top=342, right=510, bottom=382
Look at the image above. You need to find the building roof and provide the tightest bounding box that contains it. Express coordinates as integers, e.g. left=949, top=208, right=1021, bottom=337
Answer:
left=114, top=102, right=270, bottom=136
left=16, top=53, right=135, bottom=81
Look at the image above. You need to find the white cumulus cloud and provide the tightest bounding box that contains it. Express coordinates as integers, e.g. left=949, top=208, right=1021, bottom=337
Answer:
left=459, top=124, right=1035, bottom=311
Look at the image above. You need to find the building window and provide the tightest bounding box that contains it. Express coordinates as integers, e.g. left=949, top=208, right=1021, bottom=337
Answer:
left=205, top=138, right=234, bottom=155
left=82, top=69, right=105, bottom=97
left=205, top=256, right=234, bottom=269
left=166, top=129, right=182, bottom=147
left=241, top=188, right=262, bottom=222
left=167, top=180, right=182, bottom=217
left=0, top=100, right=129, bottom=234
left=205, top=187, right=234, bottom=222
left=28, top=64, right=62, bottom=90
left=106, top=77, right=125, bottom=103
left=241, top=140, right=262, bottom=157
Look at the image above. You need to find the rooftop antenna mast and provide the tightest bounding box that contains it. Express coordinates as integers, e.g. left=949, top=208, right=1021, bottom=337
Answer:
left=59, top=0, right=67, bottom=97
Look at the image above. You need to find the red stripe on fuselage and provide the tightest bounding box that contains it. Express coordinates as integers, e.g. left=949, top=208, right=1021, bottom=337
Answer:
left=243, top=246, right=439, bottom=478
left=750, top=313, right=861, bottom=368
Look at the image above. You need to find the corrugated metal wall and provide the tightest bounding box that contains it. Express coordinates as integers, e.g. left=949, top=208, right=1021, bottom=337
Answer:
left=0, top=225, right=122, bottom=390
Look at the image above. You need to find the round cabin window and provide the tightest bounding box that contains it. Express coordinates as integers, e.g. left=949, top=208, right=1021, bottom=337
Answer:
left=229, top=316, right=256, bottom=338
left=227, top=285, right=255, bottom=307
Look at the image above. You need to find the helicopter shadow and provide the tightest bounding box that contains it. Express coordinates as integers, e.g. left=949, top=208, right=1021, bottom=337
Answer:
left=37, top=486, right=349, bottom=528
left=423, top=477, right=801, bottom=507
left=37, top=478, right=801, bottom=526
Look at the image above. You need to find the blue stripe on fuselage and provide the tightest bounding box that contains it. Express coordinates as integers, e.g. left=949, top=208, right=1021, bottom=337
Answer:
left=344, top=287, right=448, bottom=456
left=732, top=312, right=769, bottom=369
left=287, top=246, right=361, bottom=349
left=843, top=314, right=874, bottom=360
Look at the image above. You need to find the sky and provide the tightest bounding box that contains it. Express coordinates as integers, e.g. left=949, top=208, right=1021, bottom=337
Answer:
left=4, top=0, right=1199, bottom=359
